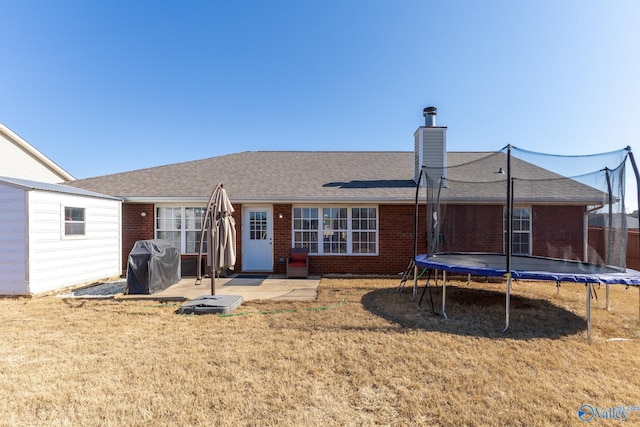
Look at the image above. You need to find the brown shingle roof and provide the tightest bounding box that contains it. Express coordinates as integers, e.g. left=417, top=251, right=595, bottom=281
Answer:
left=65, top=151, right=604, bottom=204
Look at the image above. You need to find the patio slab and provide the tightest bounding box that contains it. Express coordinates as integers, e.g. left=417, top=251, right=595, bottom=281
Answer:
left=115, top=275, right=320, bottom=302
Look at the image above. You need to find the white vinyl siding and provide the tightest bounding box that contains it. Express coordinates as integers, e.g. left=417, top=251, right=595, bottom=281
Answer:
left=0, top=130, right=69, bottom=183
left=414, top=127, right=447, bottom=186
left=0, top=179, right=121, bottom=296
left=27, top=191, right=121, bottom=294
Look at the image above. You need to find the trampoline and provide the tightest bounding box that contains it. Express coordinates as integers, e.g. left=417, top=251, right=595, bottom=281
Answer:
left=401, top=141, right=640, bottom=339
left=415, top=253, right=640, bottom=285
left=414, top=252, right=640, bottom=338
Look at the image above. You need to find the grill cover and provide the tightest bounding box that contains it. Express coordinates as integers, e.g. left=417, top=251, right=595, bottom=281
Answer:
left=126, top=240, right=181, bottom=294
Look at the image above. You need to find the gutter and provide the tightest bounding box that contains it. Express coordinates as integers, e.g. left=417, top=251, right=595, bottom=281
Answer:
left=119, top=196, right=603, bottom=205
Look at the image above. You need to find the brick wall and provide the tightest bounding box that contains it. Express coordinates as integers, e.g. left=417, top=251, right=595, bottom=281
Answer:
left=120, top=201, right=589, bottom=276
left=301, top=204, right=426, bottom=275
left=532, top=205, right=585, bottom=259
left=233, top=206, right=243, bottom=272
left=121, top=203, right=154, bottom=274
left=439, top=205, right=504, bottom=253
left=272, top=203, right=292, bottom=275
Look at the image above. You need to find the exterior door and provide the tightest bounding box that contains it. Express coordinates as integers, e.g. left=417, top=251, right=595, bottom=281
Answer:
left=242, top=206, right=273, bottom=271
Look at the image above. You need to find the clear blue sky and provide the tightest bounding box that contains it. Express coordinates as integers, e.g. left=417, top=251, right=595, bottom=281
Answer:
left=1, top=1, right=639, bottom=207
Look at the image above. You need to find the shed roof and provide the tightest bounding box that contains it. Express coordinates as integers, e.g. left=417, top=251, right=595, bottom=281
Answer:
left=64, top=151, right=604, bottom=205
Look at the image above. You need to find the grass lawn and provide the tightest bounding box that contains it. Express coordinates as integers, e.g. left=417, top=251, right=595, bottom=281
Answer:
left=0, top=277, right=639, bottom=426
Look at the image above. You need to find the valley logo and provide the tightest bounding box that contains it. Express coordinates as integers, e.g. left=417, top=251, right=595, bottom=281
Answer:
left=578, top=404, right=640, bottom=422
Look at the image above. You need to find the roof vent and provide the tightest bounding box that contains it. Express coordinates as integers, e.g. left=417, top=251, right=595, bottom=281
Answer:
left=423, top=106, right=437, bottom=127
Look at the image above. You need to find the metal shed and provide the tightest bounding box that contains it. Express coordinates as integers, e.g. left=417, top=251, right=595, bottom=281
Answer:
left=0, top=176, right=122, bottom=295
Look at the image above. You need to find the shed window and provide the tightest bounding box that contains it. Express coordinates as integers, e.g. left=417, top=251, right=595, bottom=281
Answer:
left=65, top=207, right=86, bottom=236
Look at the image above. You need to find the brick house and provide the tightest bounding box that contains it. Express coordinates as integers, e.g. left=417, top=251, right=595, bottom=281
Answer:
left=66, top=110, right=602, bottom=276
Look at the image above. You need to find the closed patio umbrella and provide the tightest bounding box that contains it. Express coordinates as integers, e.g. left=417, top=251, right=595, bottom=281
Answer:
left=196, top=182, right=236, bottom=295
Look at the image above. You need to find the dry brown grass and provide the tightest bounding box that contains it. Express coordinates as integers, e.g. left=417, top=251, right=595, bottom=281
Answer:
left=0, top=278, right=639, bottom=426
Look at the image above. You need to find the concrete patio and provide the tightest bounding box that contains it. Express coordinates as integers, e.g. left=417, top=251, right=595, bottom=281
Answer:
left=115, top=275, right=321, bottom=302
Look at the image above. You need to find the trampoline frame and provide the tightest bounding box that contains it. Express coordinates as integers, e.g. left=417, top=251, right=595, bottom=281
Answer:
left=414, top=252, right=640, bottom=338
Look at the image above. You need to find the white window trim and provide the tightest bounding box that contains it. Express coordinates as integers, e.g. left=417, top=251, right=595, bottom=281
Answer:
left=155, top=204, right=207, bottom=254
left=61, top=204, right=87, bottom=239
left=504, top=205, right=532, bottom=256
left=292, top=205, right=379, bottom=256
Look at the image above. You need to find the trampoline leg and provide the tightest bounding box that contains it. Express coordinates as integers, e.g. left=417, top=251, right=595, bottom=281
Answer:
left=587, top=283, right=592, bottom=339
left=417, top=269, right=430, bottom=307
left=412, top=264, right=418, bottom=301
left=502, top=274, right=511, bottom=333
left=441, top=270, right=448, bottom=319
left=606, top=284, right=610, bottom=312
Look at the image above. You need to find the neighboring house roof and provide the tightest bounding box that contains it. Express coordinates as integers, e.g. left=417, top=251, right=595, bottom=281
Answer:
left=65, top=151, right=605, bottom=205
left=589, top=213, right=640, bottom=230
left=0, top=124, right=75, bottom=182
left=0, top=176, right=121, bottom=201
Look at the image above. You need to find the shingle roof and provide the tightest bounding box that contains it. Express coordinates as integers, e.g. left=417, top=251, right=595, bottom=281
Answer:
left=64, top=151, right=604, bottom=204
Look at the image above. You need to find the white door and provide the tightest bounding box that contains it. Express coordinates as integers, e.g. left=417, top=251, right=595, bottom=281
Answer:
left=242, top=206, right=273, bottom=271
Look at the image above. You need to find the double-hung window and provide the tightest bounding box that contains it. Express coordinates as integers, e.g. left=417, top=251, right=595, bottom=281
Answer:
left=293, top=206, right=378, bottom=255
left=322, top=208, right=348, bottom=254
left=352, top=207, right=377, bottom=254
left=504, top=207, right=531, bottom=255
left=293, top=208, right=319, bottom=253
left=156, top=206, right=207, bottom=253
left=185, top=207, right=207, bottom=253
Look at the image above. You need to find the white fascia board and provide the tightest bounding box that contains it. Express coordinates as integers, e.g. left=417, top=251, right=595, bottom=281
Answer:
left=123, top=196, right=417, bottom=204
left=123, top=196, right=598, bottom=206
left=122, top=196, right=209, bottom=203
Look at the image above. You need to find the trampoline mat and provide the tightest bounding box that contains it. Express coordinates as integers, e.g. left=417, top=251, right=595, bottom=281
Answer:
left=415, top=252, right=640, bottom=285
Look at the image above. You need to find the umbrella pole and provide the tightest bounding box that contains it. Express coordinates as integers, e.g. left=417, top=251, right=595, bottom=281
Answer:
left=211, top=223, right=216, bottom=295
